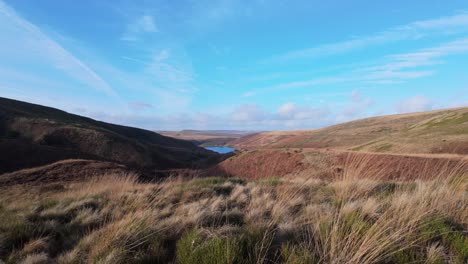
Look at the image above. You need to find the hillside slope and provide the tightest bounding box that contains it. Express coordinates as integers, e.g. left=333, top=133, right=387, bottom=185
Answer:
left=232, top=107, right=468, bottom=154
left=0, top=97, right=219, bottom=174
left=159, top=130, right=253, bottom=146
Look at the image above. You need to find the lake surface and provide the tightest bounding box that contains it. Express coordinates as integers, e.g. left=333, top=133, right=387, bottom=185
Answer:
left=204, top=146, right=235, bottom=154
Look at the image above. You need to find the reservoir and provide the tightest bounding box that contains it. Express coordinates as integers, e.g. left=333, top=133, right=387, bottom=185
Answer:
left=205, top=146, right=235, bottom=154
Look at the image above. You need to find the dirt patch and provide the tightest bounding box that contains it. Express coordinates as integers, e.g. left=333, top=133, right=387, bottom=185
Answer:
left=0, top=159, right=133, bottom=186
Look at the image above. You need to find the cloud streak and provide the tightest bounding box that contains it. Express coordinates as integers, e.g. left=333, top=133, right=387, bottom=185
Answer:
left=245, top=37, right=468, bottom=96
left=0, top=1, right=115, bottom=95
left=263, top=12, right=468, bottom=63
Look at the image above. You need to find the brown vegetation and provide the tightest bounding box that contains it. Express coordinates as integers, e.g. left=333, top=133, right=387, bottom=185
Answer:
left=159, top=130, right=253, bottom=146
left=0, top=158, right=466, bottom=263
left=232, top=107, right=468, bottom=155
left=0, top=97, right=220, bottom=175
left=216, top=148, right=468, bottom=180
left=0, top=159, right=132, bottom=186
left=213, top=149, right=306, bottom=179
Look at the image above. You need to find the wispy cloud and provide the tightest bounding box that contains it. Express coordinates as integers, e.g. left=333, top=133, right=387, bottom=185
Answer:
left=263, top=12, right=468, bottom=63
left=121, top=15, right=158, bottom=41
left=245, top=37, right=468, bottom=96
left=0, top=1, right=115, bottom=96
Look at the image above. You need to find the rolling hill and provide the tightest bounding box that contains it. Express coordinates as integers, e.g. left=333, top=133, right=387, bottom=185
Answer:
left=0, top=97, right=220, bottom=175
left=158, top=130, right=254, bottom=146
left=232, top=107, right=468, bottom=155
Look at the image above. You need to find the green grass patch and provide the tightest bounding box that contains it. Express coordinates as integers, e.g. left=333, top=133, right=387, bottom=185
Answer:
left=420, top=217, right=468, bottom=263
left=0, top=207, right=36, bottom=258
left=350, top=140, right=378, bottom=151
left=188, top=177, right=245, bottom=188
left=176, top=226, right=274, bottom=264
left=425, top=113, right=468, bottom=128
left=373, top=143, right=393, bottom=152
left=255, top=177, right=283, bottom=187
left=281, top=243, right=317, bottom=264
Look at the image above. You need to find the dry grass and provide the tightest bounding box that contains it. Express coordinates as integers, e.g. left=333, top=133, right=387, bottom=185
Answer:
left=0, top=159, right=467, bottom=263
left=231, top=107, right=468, bottom=155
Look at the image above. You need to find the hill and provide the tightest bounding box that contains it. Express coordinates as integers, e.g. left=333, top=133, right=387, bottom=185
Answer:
left=0, top=159, right=132, bottom=186
left=232, top=107, right=468, bottom=155
left=0, top=97, right=220, bottom=175
left=159, top=130, right=254, bottom=146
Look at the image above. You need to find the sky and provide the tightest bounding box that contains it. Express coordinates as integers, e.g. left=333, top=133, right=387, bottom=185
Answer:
left=0, top=0, right=467, bottom=130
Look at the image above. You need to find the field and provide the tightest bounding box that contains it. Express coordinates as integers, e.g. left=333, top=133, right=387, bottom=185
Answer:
left=1, top=156, right=467, bottom=264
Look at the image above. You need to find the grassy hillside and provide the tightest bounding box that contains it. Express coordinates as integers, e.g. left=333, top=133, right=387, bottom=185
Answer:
left=0, top=161, right=466, bottom=263
left=159, top=130, right=253, bottom=146
left=0, top=97, right=219, bottom=175
left=232, top=107, right=468, bottom=154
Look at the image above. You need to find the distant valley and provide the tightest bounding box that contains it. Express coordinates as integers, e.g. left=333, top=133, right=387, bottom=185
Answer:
left=0, top=97, right=222, bottom=178
left=159, top=129, right=255, bottom=147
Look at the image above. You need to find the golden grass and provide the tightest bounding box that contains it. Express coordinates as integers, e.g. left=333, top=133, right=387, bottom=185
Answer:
left=0, top=158, right=467, bottom=263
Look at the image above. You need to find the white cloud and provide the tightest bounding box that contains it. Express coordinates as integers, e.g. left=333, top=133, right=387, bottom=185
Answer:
left=0, top=1, right=115, bottom=95
left=396, top=95, right=434, bottom=113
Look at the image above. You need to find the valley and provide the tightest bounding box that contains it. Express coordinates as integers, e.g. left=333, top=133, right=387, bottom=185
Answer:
left=0, top=98, right=467, bottom=264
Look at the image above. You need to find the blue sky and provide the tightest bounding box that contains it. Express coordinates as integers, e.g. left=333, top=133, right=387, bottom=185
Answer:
left=0, top=0, right=467, bottom=130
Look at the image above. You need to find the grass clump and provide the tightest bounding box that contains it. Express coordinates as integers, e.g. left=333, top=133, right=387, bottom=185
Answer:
left=177, top=226, right=274, bottom=264
left=0, top=161, right=467, bottom=263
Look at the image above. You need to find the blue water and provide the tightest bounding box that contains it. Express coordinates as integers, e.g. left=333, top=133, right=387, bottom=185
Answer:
left=205, top=146, right=235, bottom=154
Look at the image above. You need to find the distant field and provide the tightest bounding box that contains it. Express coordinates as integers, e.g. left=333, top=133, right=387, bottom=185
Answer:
left=232, top=107, right=468, bottom=155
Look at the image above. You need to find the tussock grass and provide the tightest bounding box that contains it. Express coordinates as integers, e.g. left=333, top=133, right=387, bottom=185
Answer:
left=0, top=158, right=467, bottom=263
